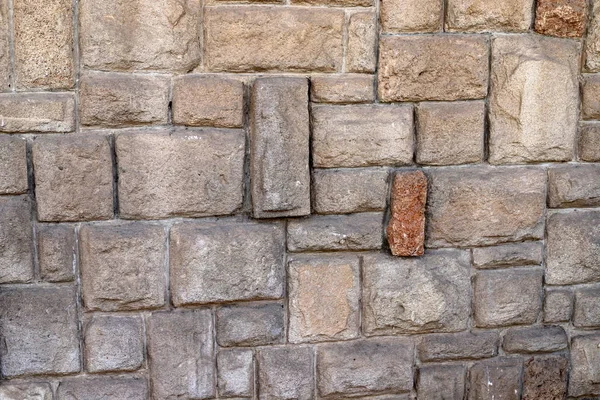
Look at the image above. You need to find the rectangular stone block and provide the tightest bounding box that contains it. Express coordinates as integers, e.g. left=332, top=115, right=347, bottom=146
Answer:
left=0, top=136, right=28, bottom=194
left=569, top=334, right=600, bottom=396
left=317, top=338, right=414, bottom=397
left=0, top=287, right=80, bottom=377
left=287, top=213, right=383, bottom=252
left=57, top=377, right=148, bottom=400
left=291, top=0, right=372, bottom=6
left=574, top=287, right=600, bottom=328
left=586, top=1, right=600, bottom=71
left=547, top=210, right=600, bottom=284
left=313, top=168, right=389, bottom=214
left=544, top=288, right=573, bottom=323
left=472, top=242, right=544, bottom=269
left=446, top=0, right=533, bottom=32
left=535, top=0, right=586, bottom=37
left=148, top=310, right=214, bottom=400
left=170, top=221, right=285, bottom=305
left=0, top=93, right=75, bottom=133
left=469, top=358, right=523, bottom=400
left=117, top=129, right=244, bottom=219
left=582, top=74, right=600, bottom=119
left=312, top=104, right=413, bottom=168
left=417, top=365, right=466, bottom=399
left=378, top=35, right=488, bottom=102
left=0, top=0, right=8, bottom=91
left=205, top=6, right=344, bottom=72
left=347, top=12, right=377, bottom=73
left=427, top=166, right=546, bottom=247
left=250, top=77, right=310, bottom=218
left=80, top=72, right=169, bottom=127
left=37, top=223, right=75, bottom=282
left=548, top=165, right=600, bottom=208
left=32, top=135, right=114, bottom=222
left=363, top=250, right=470, bottom=335
left=217, top=349, right=254, bottom=397
left=502, top=326, right=568, bottom=353
left=580, top=122, right=600, bottom=161
left=257, top=346, right=313, bottom=400
left=14, top=0, right=74, bottom=89
left=418, top=332, right=499, bottom=362
left=0, top=383, right=53, bottom=400
left=216, top=303, right=285, bottom=347
left=0, top=195, right=33, bottom=283
left=310, top=74, right=375, bottom=104
left=489, top=35, right=579, bottom=163
left=522, top=356, right=568, bottom=400
left=381, top=0, right=443, bottom=33
left=80, top=223, right=167, bottom=311
left=79, top=0, right=201, bottom=72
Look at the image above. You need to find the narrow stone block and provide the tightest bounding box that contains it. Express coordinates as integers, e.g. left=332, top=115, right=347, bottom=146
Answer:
left=503, top=326, right=568, bottom=353
left=0, top=383, right=53, bottom=400
left=291, top=0, right=372, bottom=7
left=580, top=122, right=600, bottom=161
left=250, top=77, right=310, bottom=218
left=473, top=242, right=543, bottom=269
left=0, top=93, right=75, bottom=133
left=0, top=0, right=8, bottom=91
left=523, top=356, right=568, bottom=400
left=574, top=287, right=600, bottom=327
left=217, top=349, right=254, bottom=397
left=0, top=136, right=28, bottom=194
left=216, top=303, right=285, bottom=347
left=381, top=0, right=443, bottom=33
left=37, top=223, right=75, bottom=282
left=257, top=347, right=313, bottom=400
left=417, top=365, right=466, bottom=399
left=469, top=358, right=522, bottom=400
left=570, top=334, right=600, bottom=396
left=0, top=195, right=33, bottom=283
left=310, top=75, right=375, bottom=104
left=418, top=332, right=499, bottom=362
left=587, top=1, right=600, bottom=71
left=544, top=288, right=573, bottom=323
left=548, top=165, right=600, bottom=208
left=583, top=74, right=600, bottom=119
left=57, top=377, right=148, bottom=400
left=447, top=0, right=533, bottom=32
left=347, top=12, right=376, bottom=73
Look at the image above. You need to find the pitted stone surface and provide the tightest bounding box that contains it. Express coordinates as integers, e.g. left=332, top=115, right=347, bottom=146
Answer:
left=37, top=224, right=75, bottom=282
left=0, top=383, right=53, bottom=400
left=469, top=358, right=523, bottom=400
left=418, top=332, right=499, bottom=362
left=0, top=136, right=27, bottom=194
left=548, top=165, right=600, bottom=208
left=0, top=93, right=75, bottom=133
left=57, top=377, right=148, bottom=400
left=381, top=0, right=443, bottom=33
left=447, top=0, right=533, bottom=32
left=523, top=356, right=569, bottom=400
left=257, top=346, right=313, bottom=400
left=535, top=0, right=586, bottom=37
left=0, top=195, right=33, bottom=283
left=569, top=334, right=600, bottom=396
left=216, top=303, right=285, bottom=347
left=311, top=75, right=375, bottom=104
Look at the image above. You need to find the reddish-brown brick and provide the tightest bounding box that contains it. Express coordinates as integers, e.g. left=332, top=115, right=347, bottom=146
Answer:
left=535, top=0, right=587, bottom=38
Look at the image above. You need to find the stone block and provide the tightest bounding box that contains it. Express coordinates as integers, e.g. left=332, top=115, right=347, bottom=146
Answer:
left=522, top=356, right=569, bottom=400
left=574, top=287, right=600, bottom=327
left=205, top=6, right=344, bottom=72
left=569, top=334, right=600, bottom=396
left=57, top=377, right=148, bottom=400
left=473, top=268, right=543, bottom=327
left=489, top=35, right=579, bottom=163
left=0, top=136, right=28, bottom=194
left=0, top=93, right=75, bottom=133
left=473, top=242, right=544, bottom=269
left=0, top=195, right=33, bottom=283
left=310, top=74, right=375, bottom=104
left=586, top=1, right=600, bottom=71
left=0, top=287, right=79, bottom=377
left=347, top=12, right=377, bottom=73
left=217, top=349, right=254, bottom=397
left=170, top=221, right=285, bottom=305
left=0, top=0, right=8, bottom=91
left=417, top=365, right=466, bottom=399
left=79, top=223, right=166, bottom=311
left=535, top=0, right=586, bottom=37
left=0, top=383, right=53, bottom=400
left=416, top=101, right=484, bottom=165
left=312, top=104, right=413, bottom=168
left=503, top=325, right=568, bottom=353
left=117, top=130, right=244, bottom=219
left=250, top=77, right=310, bottom=218
left=469, top=358, right=523, bottom=400
left=418, top=332, right=499, bottom=362
left=287, top=213, right=383, bottom=252
left=79, top=72, right=169, bottom=127
left=580, top=122, right=600, bottom=161
left=378, top=35, right=488, bottom=102
left=380, top=0, right=443, bottom=33
left=363, top=250, right=471, bottom=335
left=79, top=0, right=201, bottom=71
left=582, top=74, right=600, bottom=119
left=446, top=0, right=533, bottom=32
left=32, top=135, right=113, bottom=222
left=257, top=346, right=313, bottom=400
left=544, top=288, right=573, bottom=323
left=548, top=165, right=600, bottom=208
left=291, top=0, right=372, bottom=6
left=426, top=166, right=546, bottom=247
left=216, top=303, right=285, bottom=347
left=37, top=223, right=75, bottom=282
left=148, top=310, right=214, bottom=399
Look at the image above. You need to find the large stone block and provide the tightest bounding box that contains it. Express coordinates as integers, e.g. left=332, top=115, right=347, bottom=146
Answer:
left=535, top=0, right=586, bottom=37
left=586, top=1, right=600, bottom=71
left=570, top=334, right=600, bottom=396
left=489, top=35, right=579, bottom=163
left=380, top=0, right=443, bottom=33
left=546, top=210, right=600, bottom=284
left=580, top=122, right=600, bottom=161
left=0, top=136, right=28, bottom=194
left=216, top=303, right=285, bottom=347
left=548, top=165, right=600, bottom=208
left=170, top=221, right=285, bottom=305
left=574, top=287, right=600, bottom=328
left=469, top=358, right=523, bottom=400
left=378, top=35, right=488, bottom=102
left=417, top=365, right=466, bottom=399
left=32, top=135, right=113, bottom=222
left=148, top=310, right=214, bottom=399
left=503, top=326, right=568, bottom=353
left=426, top=166, right=546, bottom=247
left=310, top=74, right=375, bottom=104
left=80, top=223, right=167, bottom=311
left=0, top=195, right=33, bottom=283
left=522, top=356, right=569, bottom=400
left=14, top=0, right=74, bottom=88
left=346, top=12, right=377, bottom=73
left=117, top=130, right=244, bottom=219
left=0, top=93, right=75, bottom=133
left=312, top=104, right=413, bottom=168
left=57, top=377, right=148, bottom=400
left=217, top=349, right=254, bottom=398
left=418, top=332, right=499, bottom=362
left=447, top=0, right=533, bottom=31
left=205, top=6, right=344, bottom=72
left=79, top=0, right=201, bottom=71
left=363, top=250, right=471, bottom=335
left=0, top=287, right=79, bottom=377
left=37, top=223, right=75, bottom=282
left=250, top=77, right=310, bottom=218
left=0, top=383, right=53, bottom=400
left=257, top=346, right=313, bottom=400
left=472, top=242, right=543, bottom=269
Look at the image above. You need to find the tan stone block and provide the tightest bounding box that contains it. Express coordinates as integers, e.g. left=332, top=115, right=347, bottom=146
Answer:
left=0, top=0, right=10, bottom=91
left=0, top=136, right=28, bottom=194
left=381, top=0, right=443, bottom=33
left=311, top=75, right=375, bottom=104
left=378, top=35, right=488, bottom=102
left=347, top=12, right=377, bottom=73
left=586, top=0, right=600, bottom=71
left=291, top=0, right=371, bottom=6
left=580, top=122, right=600, bottom=161
left=205, top=6, right=344, bottom=72
left=0, top=93, right=75, bottom=133
left=446, top=0, right=533, bottom=32
left=548, top=165, right=600, bottom=208
left=582, top=74, right=600, bottom=119
left=535, top=0, right=587, bottom=37
left=0, top=196, right=33, bottom=284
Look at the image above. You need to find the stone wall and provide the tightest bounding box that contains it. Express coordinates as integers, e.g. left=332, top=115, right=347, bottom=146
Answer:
left=0, top=0, right=599, bottom=399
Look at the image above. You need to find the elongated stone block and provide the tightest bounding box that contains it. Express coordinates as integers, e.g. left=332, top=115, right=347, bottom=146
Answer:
left=0, top=93, right=75, bottom=133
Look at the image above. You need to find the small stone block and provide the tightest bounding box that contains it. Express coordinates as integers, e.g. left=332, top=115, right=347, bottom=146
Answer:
left=216, top=303, right=285, bottom=347
left=257, top=346, right=313, bottom=400
left=535, top=0, right=587, bottom=38
left=523, top=356, right=569, bottom=400
left=469, top=358, right=523, bottom=400
left=0, top=136, right=28, bottom=194
left=37, top=223, right=75, bottom=282
left=218, top=349, right=254, bottom=397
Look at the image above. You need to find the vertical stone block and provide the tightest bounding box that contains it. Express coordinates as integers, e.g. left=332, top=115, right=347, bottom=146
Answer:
left=380, top=0, right=443, bottom=33
left=0, top=195, right=33, bottom=283
left=544, top=288, right=573, bottom=322
left=446, top=0, right=533, bottom=32
left=522, top=356, right=568, bottom=400
left=570, top=334, right=600, bottom=396
left=217, top=349, right=254, bottom=397
left=580, top=122, right=600, bottom=161
left=0, top=136, right=28, bottom=194
left=574, top=287, right=600, bottom=327
left=347, top=12, right=377, bottom=73
left=0, top=0, right=8, bottom=91
left=586, top=0, right=600, bottom=71
left=216, top=303, right=285, bottom=347
left=0, top=93, right=75, bottom=133
left=257, top=346, right=313, bottom=400
left=582, top=74, right=600, bottom=119
left=469, top=358, right=522, bottom=400
left=250, top=77, right=310, bottom=218
left=37, top=223, right=75, bottom=282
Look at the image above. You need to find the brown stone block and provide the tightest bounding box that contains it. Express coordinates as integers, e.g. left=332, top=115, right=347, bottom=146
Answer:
left=523, top=356, right=568, bottom=400
left=535, top=0, right=587, bottom=38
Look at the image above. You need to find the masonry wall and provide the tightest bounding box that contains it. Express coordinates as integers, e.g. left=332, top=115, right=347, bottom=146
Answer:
left=0, top=0, right=600, bottom=399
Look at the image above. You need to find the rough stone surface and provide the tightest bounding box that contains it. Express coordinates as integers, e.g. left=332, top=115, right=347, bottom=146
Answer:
left=0, top=195, right=33, bottom=284
left=418, top=332, right=499, bottom=362
left=251, top=77, right=310, bottom=218
left=503, top=325, right=568, bottom=353
left=489, top=35, right=579, bottom=163
left=37, top=223, right=75, bottom=282
left=473, top=269, right=543, bottom=327
left=586, top=1, right=600, bottom=71
left=0, top=0, right=8, bottom=91
left=574, top=287, right=600, bottom=328
left=582, top=74, right=600, bottom=120
left=313, top=168, right=389, bottom=214
left=79, top=0, right=201, bottom=72
left=14, top=0, right=74, bottom=89
left=84, top=315, right=144, bottom=373
left=32, top=135, right=113, bottom=222
left=205, top=6, right=344, bottom=72
left=216, top=303, right=285, bottom=347
left=548, top=165, right=600, bottom=208
left=426, top=166, right=546, bottom=248
left=57, top=377, right=148, bottom=400
left=544, top=288, right=573, bottom=323
left=386, top=171, right=427, bottom=256
left=257, top=346, right=313, bottom=400
left=317, top=338, right=414, bottom=397
left=580, top=122, right=600, bottom=161
left=288, top=255, right=360, bottom=343
left=0, top=287, right=79, bottom=377
left=172, top=75, right=244, bottom=128
left=311, top=74, right=375, bottom=104
left=170, top=221, right=285, bottom=305
left=79, top=223, right=166, bottom=311
left=363, top=250, right=471, bottom=335
left=287, top=213, right=383, bottom=252
left=380, top=0, right=443, bottom=33
left=535, top=0, right=586, bottom=37
left=217, top=349, right=254, bottom=397
left=546, top=210, right=600, bottom=284
left=117, top=130, right=244, bottom=219
left=378, top=35, right=488, bottom=102
left=347, top=12, right=377, bottom=73
left=473, top=242, right=544, bottom=269
left=312, top=104, right=413, bottom=168
left=148, top=310, right=214, bottom=400
left=469, top=358, right=523, bottom=400
left=417, top=365, right=466, bottom=399
left=570, top=334, right=600, bottom=396
left=79, top=72, right=169, bottom=127
left=0, top=93, right=75, bottom=133
left=522, top=356, right=569, bottom=400
left=0, top=136, right=27, bottom=194
left=0, top=383, right=53, bottom=400
left=446, top=0, right=533, bottom=32
left=416, top=101, right=484, bottom=165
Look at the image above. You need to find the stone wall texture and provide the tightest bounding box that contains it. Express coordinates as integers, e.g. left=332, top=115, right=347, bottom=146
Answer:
left=0, top=0, right=599, bottom=399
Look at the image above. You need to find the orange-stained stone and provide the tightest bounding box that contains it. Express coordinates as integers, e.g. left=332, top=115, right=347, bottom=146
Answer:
left=386, top=171, right=427, bottom=256
left=535, top=0, right=587, bottom=38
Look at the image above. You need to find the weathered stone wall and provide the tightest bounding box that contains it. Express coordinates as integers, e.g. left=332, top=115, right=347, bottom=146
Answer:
left=0, top=0, right=599, bottom=398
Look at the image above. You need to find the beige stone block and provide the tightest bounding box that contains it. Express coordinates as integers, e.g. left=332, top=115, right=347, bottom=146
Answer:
left=311, top=75, right=375, bottom=104
left=0, top=93, right=75, bottom=133
left=347, top=12, right=377, bottom=73
left=447, top=0, right=534, bottom=32
left=381, top=0, right=443, bottom=33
